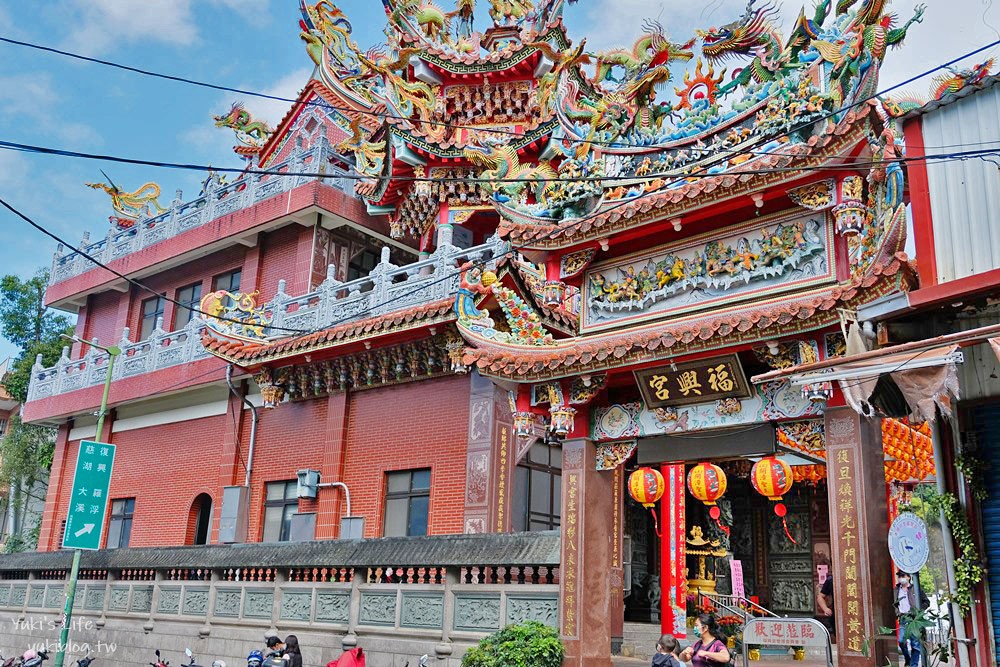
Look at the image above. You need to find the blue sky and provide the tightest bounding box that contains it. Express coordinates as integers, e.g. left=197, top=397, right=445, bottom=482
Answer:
left=0, top=0, right=996, bottom=362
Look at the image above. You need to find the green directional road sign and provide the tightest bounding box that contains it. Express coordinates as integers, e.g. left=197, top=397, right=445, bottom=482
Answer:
left=62, top=441, right=116, bottom=550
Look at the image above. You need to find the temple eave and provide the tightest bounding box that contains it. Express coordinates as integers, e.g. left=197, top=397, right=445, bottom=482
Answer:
left=461, top=257, right=911, bottom=382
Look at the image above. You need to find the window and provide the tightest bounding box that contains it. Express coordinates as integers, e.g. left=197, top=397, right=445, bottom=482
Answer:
left=212, top=269, right=242, bottom=294
left=512, top=442, right=561, bottom=532
left=384, top=469, right=431, bottom=537
left=262, top=480, right=298, bottom=542
left=139, top=296, right=165, bottom=340
left=0, top=420, right=7, bottom=437
left=212, top=269, right=242, bottom=309
left=107, top=498, right=135, bottom=549
left=174, top=282, right=202, bottom=328
left=347, top=249, right=378, bottom=281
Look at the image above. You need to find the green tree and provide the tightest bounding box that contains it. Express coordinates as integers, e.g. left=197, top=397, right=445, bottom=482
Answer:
left=0, top=267, right=74, bottom=551
left=0, top=269, right=71, bottom=352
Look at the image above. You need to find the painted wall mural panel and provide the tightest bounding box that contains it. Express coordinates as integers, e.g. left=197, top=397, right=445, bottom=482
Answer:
left=592, top=381, right=822, bottom=441
left=583, top=211, right=834, bottom=332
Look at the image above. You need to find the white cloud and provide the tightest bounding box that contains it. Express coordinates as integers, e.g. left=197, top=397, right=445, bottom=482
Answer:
left=61, top=0, right=198, bottom=55
left=57, top=0, right=274, bottom=55
left=0, top=73, right=101, bottom=146
left=180, top=67, right=313, bottom=165
left=209, top=0, right=272, bottom=27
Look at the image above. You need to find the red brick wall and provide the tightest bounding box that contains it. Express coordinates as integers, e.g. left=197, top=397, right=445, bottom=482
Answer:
left=242, top=398, right=329, bottom=541
left=81, top=291, right=121, bottom=348
left=40, top=374, right=472, bottom=548
left=47, top=417, right=224, bottom=549
left=343, top=375, right=471, bottom=538
left=255, top=224, right=309, bottom=302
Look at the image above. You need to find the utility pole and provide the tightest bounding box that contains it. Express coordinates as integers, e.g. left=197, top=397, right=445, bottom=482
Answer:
left=54, top=336, right=120, bottom=667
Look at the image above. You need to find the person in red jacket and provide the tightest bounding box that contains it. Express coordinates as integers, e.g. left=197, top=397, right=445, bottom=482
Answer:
left=329, top=648, right=364, bottom=667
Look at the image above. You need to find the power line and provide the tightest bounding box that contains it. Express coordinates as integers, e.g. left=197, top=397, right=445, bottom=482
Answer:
left=2, top=32, right=997, bottom=153
left=0, top=197, right=316, bottom=335
left=1, top=135, right=999, bottom=189
left=6, top=42, right=996, bottom=361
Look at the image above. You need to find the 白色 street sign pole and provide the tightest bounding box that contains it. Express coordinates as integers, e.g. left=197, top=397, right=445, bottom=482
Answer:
left=54, top=341, right=119, bottom=667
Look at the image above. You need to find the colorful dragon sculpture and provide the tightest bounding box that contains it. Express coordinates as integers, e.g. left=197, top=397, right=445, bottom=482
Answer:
left=811, top=1, right=926, bottom=104
left=337, top=118, right=386, bottom=179
left=86, top=178, right=167, bottom=230
left=593, top=20, right=695, bottom=88
left=931, top=59, right=995, bottom=100
left=463, top=140, right=559, bottom=205
left=698, top=0, right=827, bottom=96
left=200, top=290, right=272, bottom=342
left=213, top=102, right=274, bottom=148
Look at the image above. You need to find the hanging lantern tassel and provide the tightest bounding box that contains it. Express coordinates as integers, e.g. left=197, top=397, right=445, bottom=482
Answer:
left=773, top=502, right=797, bottom=545
left=708, top=505, right=730, bottom=536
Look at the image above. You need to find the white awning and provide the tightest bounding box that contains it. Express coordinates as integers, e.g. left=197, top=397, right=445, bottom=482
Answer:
left=786, top=345, right=964, bottom=386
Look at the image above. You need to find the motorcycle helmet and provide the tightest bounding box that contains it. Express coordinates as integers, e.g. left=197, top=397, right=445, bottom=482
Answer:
left=22, top=652, right=36, bottom=662
left=246, top=651, right=263, bottom=667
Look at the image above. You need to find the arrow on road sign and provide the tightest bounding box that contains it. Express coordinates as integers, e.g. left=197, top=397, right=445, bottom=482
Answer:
left=74, top=524, right=95, bottom=538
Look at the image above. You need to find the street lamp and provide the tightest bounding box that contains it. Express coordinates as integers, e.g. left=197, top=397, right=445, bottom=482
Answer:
left=54, top=335, right=120, bottom=667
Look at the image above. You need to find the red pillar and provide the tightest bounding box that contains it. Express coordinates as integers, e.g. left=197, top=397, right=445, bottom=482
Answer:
left=316, top=392, right=349, bottom=539
left=660, top=463, right=687, bottom=639
left=561, top=438, right=614, bottom=667
left=825, top=407, right=894, bottom=667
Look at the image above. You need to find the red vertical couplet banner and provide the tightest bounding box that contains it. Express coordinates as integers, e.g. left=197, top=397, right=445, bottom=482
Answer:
left=661, top=463, right=687, bottom=639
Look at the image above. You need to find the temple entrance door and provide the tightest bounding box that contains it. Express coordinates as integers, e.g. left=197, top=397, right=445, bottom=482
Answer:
left=764, top=486, right=815, bottom=616
left=623, top=496, right=660, bottom=622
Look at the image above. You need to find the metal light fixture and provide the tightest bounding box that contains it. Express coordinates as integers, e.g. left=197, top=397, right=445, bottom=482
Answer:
left=542, top=280, right=566, bottom=308
left=513, top=412, right=536, bottom=439
left=548, top=404, right=576, bottom=437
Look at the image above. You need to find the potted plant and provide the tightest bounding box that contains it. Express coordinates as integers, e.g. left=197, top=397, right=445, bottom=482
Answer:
left=793, top=646, right=805, bottom=660
left=461, top=621, right=564, bottom=667
left=717, top=615, right=742, bottom=649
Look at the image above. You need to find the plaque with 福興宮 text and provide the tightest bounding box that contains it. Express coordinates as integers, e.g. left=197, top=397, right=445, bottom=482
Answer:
left=634, top=354, right=752, bottom=409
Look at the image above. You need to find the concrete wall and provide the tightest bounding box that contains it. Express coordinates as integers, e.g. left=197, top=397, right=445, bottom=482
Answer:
left=0, top=569, right=559, bottom=667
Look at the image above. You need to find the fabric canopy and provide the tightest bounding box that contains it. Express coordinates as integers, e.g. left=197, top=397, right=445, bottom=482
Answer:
left=789, top=338, right=963, bottom=421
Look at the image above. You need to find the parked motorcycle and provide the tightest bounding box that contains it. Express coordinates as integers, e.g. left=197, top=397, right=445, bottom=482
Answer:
left=22, top=650, right=48, bottom=667
left=402, top=656, right=428, bottom=667
left=183, top=649, right=201, bottom=667
left=75, top=655, right=95, bottom=667
left=150, top=649, right=170, bottom=667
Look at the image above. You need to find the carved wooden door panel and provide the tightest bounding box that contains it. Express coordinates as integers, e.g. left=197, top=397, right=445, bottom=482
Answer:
left=765, top=488, right=814, bottom=616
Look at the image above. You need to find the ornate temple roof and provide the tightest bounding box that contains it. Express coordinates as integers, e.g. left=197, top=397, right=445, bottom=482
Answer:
left=202, top=298, right=455, bottom=366
left=199, top=0, right=928, bottom=384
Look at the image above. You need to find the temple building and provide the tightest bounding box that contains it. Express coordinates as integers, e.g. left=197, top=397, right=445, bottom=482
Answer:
left=10, top=1, right=996, bottom=666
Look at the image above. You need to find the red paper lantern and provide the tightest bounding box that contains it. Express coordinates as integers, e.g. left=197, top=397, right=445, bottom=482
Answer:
left=752, top=456, right=797, bottom=543
left=628, top=467, right=665, bottom=508
left=751, top=456, right=793, bottom=501
left=687, top=461, right=728, bottom=513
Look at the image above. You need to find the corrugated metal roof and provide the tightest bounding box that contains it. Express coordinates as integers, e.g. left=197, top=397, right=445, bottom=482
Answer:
left=902, top=74, right=1000, bottom=121
left=0, top=531, right=561, bottom=571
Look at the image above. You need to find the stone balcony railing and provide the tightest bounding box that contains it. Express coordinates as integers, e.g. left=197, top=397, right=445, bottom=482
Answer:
left=50, top=136, right=353, bottom=285
left=0, top=532, right=560, bottom=667
left=26, top=228, right=509, bottom=403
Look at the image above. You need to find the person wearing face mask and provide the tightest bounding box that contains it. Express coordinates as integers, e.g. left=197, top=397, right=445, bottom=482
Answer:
left=679, top=614, right=731, bottom=667
left=894, top=570, right=928, bottom=667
